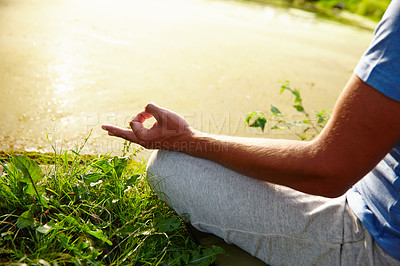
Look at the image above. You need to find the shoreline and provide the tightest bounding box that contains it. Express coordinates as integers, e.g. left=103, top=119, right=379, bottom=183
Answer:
left=232, top=0, right=383, bottom=30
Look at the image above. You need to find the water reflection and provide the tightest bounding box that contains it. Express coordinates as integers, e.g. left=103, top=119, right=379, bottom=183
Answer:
left=46, top=57, right=78, bottom=120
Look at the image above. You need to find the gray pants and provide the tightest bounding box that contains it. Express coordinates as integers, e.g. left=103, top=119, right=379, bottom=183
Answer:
left=146, top=150, right=400, bottom=266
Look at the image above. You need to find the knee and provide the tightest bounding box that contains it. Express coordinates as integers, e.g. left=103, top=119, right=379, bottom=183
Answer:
left=145, top=150, right=184, bottom=194
left=146, top=150, right=161, bottom=178
left=146, top=149, right=192, bottom=176
left=146, top=150, right=165, bottom=189
left=146, top=150, right=174, bottom=180
left=146, top=150, right=194, bottom=208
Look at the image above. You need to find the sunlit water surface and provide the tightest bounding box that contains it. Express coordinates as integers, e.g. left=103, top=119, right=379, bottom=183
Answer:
left=0, top=0, right=374, bottom=156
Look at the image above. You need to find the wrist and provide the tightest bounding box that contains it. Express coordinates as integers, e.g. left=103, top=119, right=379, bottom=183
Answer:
left=180, top=131, right=227, bottom=158
left=172, top=129, right=204, bottom=154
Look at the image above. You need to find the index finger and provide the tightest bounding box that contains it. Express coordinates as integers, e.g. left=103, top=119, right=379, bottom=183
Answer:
left=144, top=102, right=169, bottom=122
left=132, top=111, right=153, bottom=123
left=101, top=124, right=139, bottom=142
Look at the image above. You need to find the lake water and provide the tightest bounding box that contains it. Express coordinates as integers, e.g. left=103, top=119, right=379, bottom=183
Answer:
left=0, top=0, right=374, bottom=156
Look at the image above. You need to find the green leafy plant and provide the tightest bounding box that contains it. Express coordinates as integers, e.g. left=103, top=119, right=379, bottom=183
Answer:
left=245, top=81, right=329, bottom=140
left=0, top=136, right=224, bottom=265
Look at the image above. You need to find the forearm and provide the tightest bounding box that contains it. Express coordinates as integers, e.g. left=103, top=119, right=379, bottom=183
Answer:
left=183, top=132, right=341, bottom=197
left=103, top=76, right=400, bottom=197
left=178, top=75, right=400, bottom=197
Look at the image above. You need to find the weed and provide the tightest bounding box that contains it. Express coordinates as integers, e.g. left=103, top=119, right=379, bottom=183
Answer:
left=245, top=81, right=329, bottom=140
left=0, top=135, right=223, bottom=265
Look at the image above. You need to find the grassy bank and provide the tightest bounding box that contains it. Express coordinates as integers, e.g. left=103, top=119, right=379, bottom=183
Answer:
left=237, top=0, right=390, bottom=28
left=0, top=138, right=223, bottom=265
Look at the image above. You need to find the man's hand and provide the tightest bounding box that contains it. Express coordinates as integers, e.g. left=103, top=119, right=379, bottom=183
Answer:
left=102, top=103, right=196, bottom=150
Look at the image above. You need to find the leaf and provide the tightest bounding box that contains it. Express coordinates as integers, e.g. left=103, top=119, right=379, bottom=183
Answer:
left=14, top=155, right=44, bottom=196
left=81, top=173, right=103, bottom=185
left=315, top=110, right=327, bottom=124
left=280, top=86, right=286, bottom=94
left=271, top=125, right=283, bottom=130
left=212, top=245, right=225, bottom=255
left=111, top=156, right=128, bottom=178
left=189, top=245, right=224, bottom=265
left=245, top=112, right=267, bottom=132
left=182, top=253, right=190, bottom=264
left=270, top=105, right=282, bottom=116
left=245, top=111, right=261, bottom=124
left=77, top=241, right=90, bottom=250
left=125, top=174, right=140, bottom=187
left=156, top=217, right=182, bottom=233
left=14, top=155, right=44, bottom=183
left=59, top=214, right=81, bottom=227
left=249, top=117, right=267, bottom=131
left=89, top=230, right=112, bottom=245
left=17, top=209, right=35, bottom=229
left=292, top=89, right=301, bottom=99
left=93, top=159, right=112, bottom=175
left=93, top=157, right=128, bottom=179
left=37, top=221, right=54, bottom=234
left=57, top=233, right=71, bottom=249
left=84, top=224, right=112, bottom=245
left=280, top=80, right=290, bottom=94
left=293, top=105, right=304, bottom=112
left=256, top=117, right=267, bottom=132
left=244, top=113, right=252, bottom=124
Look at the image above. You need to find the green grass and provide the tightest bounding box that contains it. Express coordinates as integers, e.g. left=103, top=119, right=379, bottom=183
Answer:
left=316, top=0, right=390, bottom=21
left=238, top=0, right=390, bottom=29
left=0, top=136, right=223, bottom=265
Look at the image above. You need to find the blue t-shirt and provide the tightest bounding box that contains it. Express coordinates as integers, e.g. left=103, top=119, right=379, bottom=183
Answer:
left=347, top=0, right=400, bottom=261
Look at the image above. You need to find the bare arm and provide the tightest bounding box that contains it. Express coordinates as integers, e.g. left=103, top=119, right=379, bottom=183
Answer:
left=102, top=75, right=400, bottom=197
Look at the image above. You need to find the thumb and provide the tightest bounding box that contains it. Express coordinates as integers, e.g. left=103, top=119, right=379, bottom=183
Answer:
left=130, top=121, right=153, bottom=141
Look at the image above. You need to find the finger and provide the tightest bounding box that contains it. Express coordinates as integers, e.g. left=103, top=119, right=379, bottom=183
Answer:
left=130, top=121, right=154, bottom=141
left=150, top=121, right=158, bottom=130
left=129, top=113, right=148, bottom=133
left=101, top=124, right=116, bottom=132
left=144, top=102, right=169, bottom=123
left=101, top=124, right=138, bottom=142
left=131, top=111, right=153, bottom=123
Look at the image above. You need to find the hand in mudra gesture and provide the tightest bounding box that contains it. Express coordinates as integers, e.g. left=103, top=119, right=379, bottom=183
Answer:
left=102, top=103, right=196, bottom=150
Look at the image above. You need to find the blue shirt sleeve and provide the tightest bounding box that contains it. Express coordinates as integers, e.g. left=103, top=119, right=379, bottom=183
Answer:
left=354, top=0, right=400, bottom=102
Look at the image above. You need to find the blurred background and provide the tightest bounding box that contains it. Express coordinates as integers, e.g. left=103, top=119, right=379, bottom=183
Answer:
left=0, top=0, right=390, bottom=156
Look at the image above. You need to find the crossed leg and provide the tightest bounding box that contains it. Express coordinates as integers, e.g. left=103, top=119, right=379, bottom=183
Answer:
left=146, top=150, right=396, bottom=265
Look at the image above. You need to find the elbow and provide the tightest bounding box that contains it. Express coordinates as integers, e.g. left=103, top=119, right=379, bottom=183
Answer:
left=312, top=170, right=358, bottom=198
left=318, top=186, right=348, bottom=198
left=290, top=169, right=353, bottom=198
left=306, top=140, right=360, bottom=198
left=303, top=177, right=350, bottom=198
